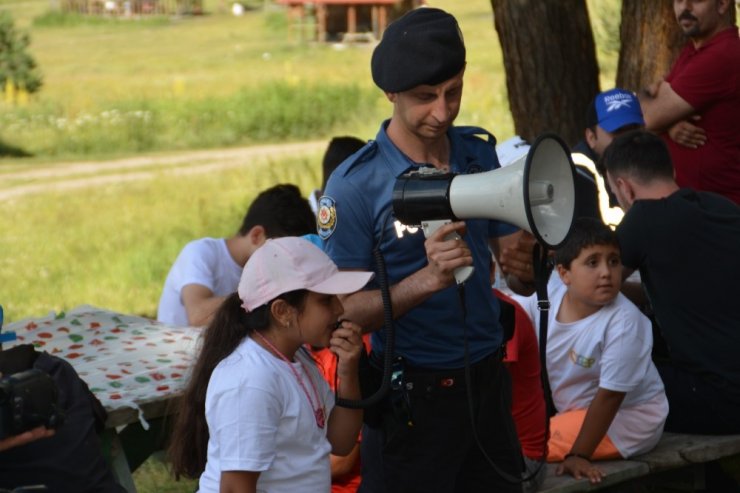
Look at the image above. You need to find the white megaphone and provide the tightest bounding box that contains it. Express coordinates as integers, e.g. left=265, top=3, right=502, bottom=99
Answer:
left=392, top=133, right=576, bottom=284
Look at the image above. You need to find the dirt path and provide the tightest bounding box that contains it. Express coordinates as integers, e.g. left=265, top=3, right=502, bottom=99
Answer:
left=0, top=141, right=327, bottom=202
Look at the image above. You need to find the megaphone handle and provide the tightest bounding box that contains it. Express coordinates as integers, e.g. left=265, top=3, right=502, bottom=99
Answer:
left=421, top=220, right=474, bottom=285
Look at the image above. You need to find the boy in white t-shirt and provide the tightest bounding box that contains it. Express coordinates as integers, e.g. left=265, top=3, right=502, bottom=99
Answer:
left=515, top=218, right=668, bottom=484
left=157, top=184, right=315, bottom=327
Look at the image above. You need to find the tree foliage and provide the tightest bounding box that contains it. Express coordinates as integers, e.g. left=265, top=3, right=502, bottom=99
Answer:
left=0, top=11, right=43, bottom=94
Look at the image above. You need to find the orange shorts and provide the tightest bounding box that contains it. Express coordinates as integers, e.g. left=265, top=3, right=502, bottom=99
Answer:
left=547, top=408, right=622, bottom=462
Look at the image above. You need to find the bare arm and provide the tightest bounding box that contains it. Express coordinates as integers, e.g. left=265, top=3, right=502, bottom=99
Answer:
left=620, top=282, right=647, bottom=307
left=0, top=371, right=56, bottom=452
left=337, top=221, right=472, bottom=332
left=326, top=323, right=364, bottom=456
left=181, top=283, right=227, bottom=327
left=219, top=470, right=259, bottom=493
left=330, top=443, right=360, bottom=477
left=556, top=388, right=626, bottom=484
left=618, top=266, right=647, bottom=307
left=639, top=81, right=696, bottom=133
left=667, top=116, right=706, bottom=149
left=0, top=426, right=55, bottom=452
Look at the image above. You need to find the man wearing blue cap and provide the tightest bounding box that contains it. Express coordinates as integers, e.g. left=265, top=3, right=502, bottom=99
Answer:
left=576, top=88, right=646, bottom=163
left=571, top=88, right=645, bottom=228
left=321, top=7, right=526, bottom=493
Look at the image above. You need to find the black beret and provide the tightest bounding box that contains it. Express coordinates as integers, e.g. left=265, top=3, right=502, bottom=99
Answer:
left=371, top=7, right=466, bottom=93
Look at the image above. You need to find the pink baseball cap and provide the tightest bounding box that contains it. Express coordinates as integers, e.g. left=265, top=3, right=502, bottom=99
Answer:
left=238, top=237, right=374, bottom=312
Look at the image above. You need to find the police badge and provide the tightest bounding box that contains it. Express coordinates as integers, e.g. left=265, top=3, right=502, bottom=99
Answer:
left=317, top=195, right=337, bottom=240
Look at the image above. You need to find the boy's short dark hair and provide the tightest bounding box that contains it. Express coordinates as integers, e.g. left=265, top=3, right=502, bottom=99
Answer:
left=599, top=129, right=674, bottom=183
left=321, top=136, right=365, bottom=191
left=555, top=217, right=620, bottom=269
left=238, top=184, right=315, bottom=237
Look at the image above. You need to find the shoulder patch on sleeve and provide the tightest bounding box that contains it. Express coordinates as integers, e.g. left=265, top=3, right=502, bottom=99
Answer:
left=456, top=126, right=497, bottom=147
left=317, top=196, right=337, bottom=240
left=339, top=141, right=379, bottom=176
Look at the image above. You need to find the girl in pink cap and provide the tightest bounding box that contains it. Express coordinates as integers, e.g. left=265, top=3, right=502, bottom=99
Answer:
left=169, top=237, right=373, bottom=493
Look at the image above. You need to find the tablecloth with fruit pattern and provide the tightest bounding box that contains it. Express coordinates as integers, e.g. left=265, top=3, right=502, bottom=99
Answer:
left=3, top=305, right=201, bottom=428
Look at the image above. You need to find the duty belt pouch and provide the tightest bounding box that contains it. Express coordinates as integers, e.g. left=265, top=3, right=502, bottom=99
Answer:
left=389, top=356, right=413, bottom=428
left=358, top=346, right=375, bottom=400
left=362, top=351, right=388, bottom=428
left=499, top=298, right=516, bottom=346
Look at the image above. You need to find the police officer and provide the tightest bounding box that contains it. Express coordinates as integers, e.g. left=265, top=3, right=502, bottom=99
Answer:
left=319, top=7, right=526, bottom=493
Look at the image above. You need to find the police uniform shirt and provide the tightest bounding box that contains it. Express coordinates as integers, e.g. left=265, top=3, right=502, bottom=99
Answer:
left=321, top=121, right=518, bottom=369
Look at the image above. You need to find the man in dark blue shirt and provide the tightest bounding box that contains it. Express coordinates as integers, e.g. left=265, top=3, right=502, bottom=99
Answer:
left=320, top=8, right=528, bottom=493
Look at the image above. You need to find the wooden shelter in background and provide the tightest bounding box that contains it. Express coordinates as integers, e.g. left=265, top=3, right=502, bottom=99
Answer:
left=277, top=0, right=424, bottom=42
left=61, top=0, right=203, bottom=16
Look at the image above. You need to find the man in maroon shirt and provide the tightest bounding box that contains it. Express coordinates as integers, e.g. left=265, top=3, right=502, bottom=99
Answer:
left=639, top=0, right=739, bottom=204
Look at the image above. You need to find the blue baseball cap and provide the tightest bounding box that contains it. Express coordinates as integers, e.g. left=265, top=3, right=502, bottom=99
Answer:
left=587, top=88, right=645, bottom=133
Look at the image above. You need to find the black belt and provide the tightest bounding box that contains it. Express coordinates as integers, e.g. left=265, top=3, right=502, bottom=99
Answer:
left=370, top=348, right=503, bottom=392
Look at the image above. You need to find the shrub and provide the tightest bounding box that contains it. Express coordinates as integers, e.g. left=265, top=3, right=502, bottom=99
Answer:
left=0, top=81, right=380, bottom=157
left=0, top=11, right=43, bottom=94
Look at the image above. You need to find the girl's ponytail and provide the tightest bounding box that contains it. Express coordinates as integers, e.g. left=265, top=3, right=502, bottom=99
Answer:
left=168, top=289, right=307, bottom=478
left=168, top=292, right=268, bottom=478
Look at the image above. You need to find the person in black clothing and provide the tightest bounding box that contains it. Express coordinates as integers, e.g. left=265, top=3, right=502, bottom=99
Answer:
left=0, top=345, right=125, bottom=492
left=602, top=129, right=740, bottom=434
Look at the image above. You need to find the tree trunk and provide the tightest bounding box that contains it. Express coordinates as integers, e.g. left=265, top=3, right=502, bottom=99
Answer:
left=616, top=0, right=683, bottom=93
left=491, top=0, right=599, bottom=147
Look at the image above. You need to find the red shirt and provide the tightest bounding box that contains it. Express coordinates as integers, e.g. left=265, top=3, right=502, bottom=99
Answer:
left=312, top=335, right=371, bottom=493
left=665, top=27, right=740, bottom=204
left=496, top=289, right=548, bottom=460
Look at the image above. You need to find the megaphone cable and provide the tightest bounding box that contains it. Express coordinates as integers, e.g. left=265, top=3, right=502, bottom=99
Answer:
left=456, top=283, right=535, bottom=485
left=458, top=249, right=555, bottom=485
left=334, top=211, right=396, bottom=410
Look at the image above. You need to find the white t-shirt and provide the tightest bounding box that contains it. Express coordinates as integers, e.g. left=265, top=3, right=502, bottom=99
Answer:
left=198, top=337, right=335, bottom=493
left=515, top=281, right=668, bottom=458
left=157, top=238, right=242, bottom=327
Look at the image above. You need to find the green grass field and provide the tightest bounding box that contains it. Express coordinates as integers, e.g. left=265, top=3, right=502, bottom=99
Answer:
left=0, top=150, right=323, bottom=321
left=0, top=0, right=619, bottom=489
left=0, top=0, right=505, bottom=321
left=0, top=0, right=619, bottom=161
left=0, top=0, right=619, bottom=318
left=0, top=0, right=509, bottom=160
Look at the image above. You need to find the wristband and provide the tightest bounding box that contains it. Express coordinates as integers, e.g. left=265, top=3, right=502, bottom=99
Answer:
left=564, top=452, right=591, bottom=461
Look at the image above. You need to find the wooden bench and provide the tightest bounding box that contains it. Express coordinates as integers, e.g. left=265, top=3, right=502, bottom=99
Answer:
left=540, top=433, right=740, bottom=492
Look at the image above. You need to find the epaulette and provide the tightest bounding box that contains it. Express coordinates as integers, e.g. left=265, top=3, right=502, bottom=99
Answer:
left=456, top=126, right=498, bottom=147
left=337, top=141, right=379, bottom=177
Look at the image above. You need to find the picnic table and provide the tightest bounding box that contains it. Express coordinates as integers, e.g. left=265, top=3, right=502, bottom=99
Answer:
left=540, top=431, right=740, bottom=492
left=4, top=305, right=201, bottom=492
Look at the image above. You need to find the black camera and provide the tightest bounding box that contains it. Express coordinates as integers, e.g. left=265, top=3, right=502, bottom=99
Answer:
left=0, top=369, right=64, bottom=440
